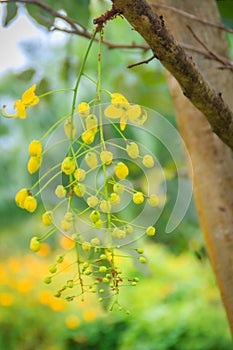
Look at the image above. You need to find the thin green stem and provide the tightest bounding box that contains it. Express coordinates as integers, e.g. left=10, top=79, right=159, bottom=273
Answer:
left=39, top=88, right=74, bottom=99
left=40, top=114, right=69, bottom=142
left=35, top=170, right=62, bottom=196
left=70, top=29, right=98, bottom=126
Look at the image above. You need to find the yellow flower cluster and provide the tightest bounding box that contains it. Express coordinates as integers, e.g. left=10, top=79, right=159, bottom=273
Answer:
left=15, top=189, right=37, bottom=213
left=8, top=84, right=162, bottom=308
left=27, top=140, right=43, bottom=174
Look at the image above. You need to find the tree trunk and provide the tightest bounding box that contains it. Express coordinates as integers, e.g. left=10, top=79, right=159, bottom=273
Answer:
left=155, top=0, right=233, bottom=335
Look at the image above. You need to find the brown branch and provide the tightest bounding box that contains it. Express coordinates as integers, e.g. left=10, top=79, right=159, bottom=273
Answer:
left=1, top=0, right=150, bottom=51
left=127, top=54, right=156, bottom=68
left=152, top=3, right=233, bottom=34
left=1, top=0, right=87, bottom=32
left=187, top=25, right=233, bottom=71
left=112, top=0, right=233, bottom=150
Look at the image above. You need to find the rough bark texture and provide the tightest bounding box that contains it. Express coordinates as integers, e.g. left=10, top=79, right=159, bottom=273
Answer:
left=157, top=1, right=233, bottom=335
left=113, top=0, right=233, bottom=336
left=112, top=0, right=233, bottom=150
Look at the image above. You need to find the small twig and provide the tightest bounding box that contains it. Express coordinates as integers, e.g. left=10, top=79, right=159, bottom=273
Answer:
left=187, top=25, right=233, bottom=71
left=181, top=43, right=233, bottom=70
left=127, top=54, right=156, bottom=68
left=93, top=4, right=120, bottom=31
left=152, top=3, right=233, bottom=34
left=2, top=0, right=87, bottom=32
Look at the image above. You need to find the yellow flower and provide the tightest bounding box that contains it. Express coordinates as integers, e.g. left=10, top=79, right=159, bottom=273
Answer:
left=64, top=118, right=76, bottom=138
left=90, top=210, right=100, bottom=223
left=28, top=140, right=43, bottom=157
left=60, top=220, right=72, bottom=231
left=148, top=194, right=159, bottom=206
left=94, top=219, right=102, bottom=228
left=113, top=182, right=125, bottom=195
left=87, top=195, right=99, bottom=208
left=83, top=308, right=97, bottom=322
left=3, top=84, right=39, bottom=119
left=55, top=185, right=67, bottom=198
left=42, top=211, right=53, bottom=226
left=73, top=183, right=86, bottom=197
left=24, top=196, right=37, bottom=212
left=61, top=157, right=76, bottom=175
left=142, top=155, right=154, bottom=168
left=15, top=188, right=29, bottom=208
left=114, top=162, right=129, bottom=180
left=146, top=226, right=156, bottom=236
left=110, top=193, right=120, bottom=205
left=74, top=168, right=86, bottom=182
left=100, top=200, right=111, bottom=213
left=111, top=93, right=128, bottom=104
left=126, top=142, right=139, bottom=159
left=100, top=150, right=113, bottom=165
left=85, top=152, right=98, bottom=169
left=105, top=99, right=142, bottom=131
left=77, top=102, right=90, bottom=116
left=81, top=129, right=96, bottom=144
left=66, top=315, right=80, bottom=329
left=133, top=192, right=144, bottom=204
left=82, top=241, right=92, bottom=251
left=30, top=237, right=41, bottom=252
left=86, top=114, right=98, bottom=133
left=0, top=292, right=14, bottom=307
left=27, top=156, right=41, bottom=174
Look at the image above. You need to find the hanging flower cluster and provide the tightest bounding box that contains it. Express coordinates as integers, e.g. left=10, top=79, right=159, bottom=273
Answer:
left=2, top=31, right=163, bottom=312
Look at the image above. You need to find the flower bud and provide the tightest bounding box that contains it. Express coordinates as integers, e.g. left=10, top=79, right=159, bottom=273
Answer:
left=27, top=156, right=41, bottom=174
left=133, top=192, right=144, bottom=204
left=77, top=102, right=90, bottom=117
left=74, top=168, right=86, bottom=182
left=142, top=154, right=154, bottom=168
left=24, top=196, right=37, bottom=213
left=55, top=185, right=67, bottom=198
left=85, top=152, right=98, bottom=169
left=61, top=157, right=76, bottom=175
left=42, top=211, right=53, bottom=226
left=114, top=162, right=129, bottom=180
left=100, top=150, right=113, bottom=165
left=15, top=188, right=29, bottom=208
left=28, top=140, right=42, bottom=157
left=30, top=236, right=40, bottom=252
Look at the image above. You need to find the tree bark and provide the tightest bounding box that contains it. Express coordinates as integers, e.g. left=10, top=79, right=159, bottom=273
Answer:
left=113, top=0, right=233, bottom=336
left=156, top=0, right=233, bottom=335
left=112, top=0, right=233, bottom=151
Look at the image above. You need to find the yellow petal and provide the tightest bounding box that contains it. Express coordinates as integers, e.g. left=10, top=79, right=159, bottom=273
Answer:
left=126, top=104, right=141, bottom=122
left=120, top=114, right=127, bottom=131
left=14, top=100, right=27, bottom=119
left=111, top=93, right=128, bottom=104
left=134, top=108, right=147, bottom=125
left=104, top=104, right=123, bottom=119
left=22, top=84, right=39, bottom=106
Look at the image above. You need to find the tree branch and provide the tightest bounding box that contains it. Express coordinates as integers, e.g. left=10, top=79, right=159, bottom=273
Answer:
left=112, top=0, right=233, bottom=150
left=151, top=3, right=233, bottom=34
left=187, top=25, right=233, bottom=71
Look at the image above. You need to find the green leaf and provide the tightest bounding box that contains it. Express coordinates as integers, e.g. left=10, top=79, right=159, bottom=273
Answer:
left=3, top=2, right=18, bottom=27
left=16, top=68, right=36, bottom=82
left=25, top=0, right=90, bottom=30
left=25, top=3, right=54, bottom=30
left=217, top=0, right=233, bottom=28
left=64, top=0, right=91, bottom=26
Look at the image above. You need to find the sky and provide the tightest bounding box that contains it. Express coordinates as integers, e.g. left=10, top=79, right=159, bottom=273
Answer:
left=0, top=5, right=66, bottom=75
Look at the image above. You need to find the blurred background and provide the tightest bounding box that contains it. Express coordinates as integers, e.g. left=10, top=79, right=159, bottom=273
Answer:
left=0, top=1, right=232, bottom=349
